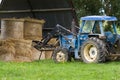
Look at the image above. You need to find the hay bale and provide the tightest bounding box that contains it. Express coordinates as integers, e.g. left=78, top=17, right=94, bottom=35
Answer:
left=45, top=51, right=53, bottom=59
left=0, top=40, right=15, bottom=55
left=12, top=39, right=32, bottom=48
left=0, top=53, right=14, bottom=62
left=23, top=18, right=45, bottom=41
left=48, top=38, right=57, bottom=45
left=0, top=39, right=47, bottom=62
left=39, top=51, right=46, bottom=60
left=0, top=40, right=15, bottom=61
left=31, top=47, right=42, bottom=60
left=14, top=56, right=32, bottom=62
left=1, top=18, right=24, bottom=40
left=12, top=39, right=33, bottom=59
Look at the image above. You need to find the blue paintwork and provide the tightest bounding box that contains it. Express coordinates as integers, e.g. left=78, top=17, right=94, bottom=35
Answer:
left=105, top=31, right=117, bottom=44
left=59, top=35, right=74, bottom=49
left=81, top=16, right=117, bottom=21
left=104, top=22, right=118, bottom=44
left=59, top=34, right=88, bottom=49
left=59, top=16, right=119, bottom=59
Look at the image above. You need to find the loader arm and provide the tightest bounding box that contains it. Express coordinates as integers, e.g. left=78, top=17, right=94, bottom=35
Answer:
left=33, top=24, right=76, bottom=50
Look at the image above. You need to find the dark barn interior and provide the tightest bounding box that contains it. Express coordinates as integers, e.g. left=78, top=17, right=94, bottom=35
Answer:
left=0, top=0, right=78, bottom=36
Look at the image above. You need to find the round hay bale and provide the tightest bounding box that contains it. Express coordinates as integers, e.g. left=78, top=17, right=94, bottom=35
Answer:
left=31, top=47, right=40, bottom=60
left=12, top=39, right=32, bottom=58
left=11, top=39, right=32, bottom=48
left=1, top=18, right=24, bottom=40
left=0, top=40, right=15, bottom=61
left=45, top=51, right=53, bottom=59
left=0, top=40, right=15, bottom=55
left=23, top=18, right=45, bottom=41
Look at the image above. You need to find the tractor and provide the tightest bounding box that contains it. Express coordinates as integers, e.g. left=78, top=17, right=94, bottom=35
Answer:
left=52, top=16, right=120, bottom=63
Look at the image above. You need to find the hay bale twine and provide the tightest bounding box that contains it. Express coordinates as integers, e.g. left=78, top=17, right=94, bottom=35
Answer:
left=24, top=18, right=45, bottom=41
left=1, top=18, right=24, bottom=40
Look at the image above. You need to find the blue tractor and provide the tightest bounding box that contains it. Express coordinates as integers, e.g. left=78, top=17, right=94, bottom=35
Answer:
left=52, top=16, right=120, bottom=63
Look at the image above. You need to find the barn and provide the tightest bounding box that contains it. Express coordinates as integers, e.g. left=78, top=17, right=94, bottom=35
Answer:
left=0, top=0, right=78, bottom=36
left=0, top=0, right=78, bottom=61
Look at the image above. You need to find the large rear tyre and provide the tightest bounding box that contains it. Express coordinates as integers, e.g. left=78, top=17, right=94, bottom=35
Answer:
left=81, top=37, right=106, bottom=63
left=52, top=47, right=69, bottom=63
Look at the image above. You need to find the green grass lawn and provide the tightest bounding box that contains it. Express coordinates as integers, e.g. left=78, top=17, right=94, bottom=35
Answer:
left=0, top=60, right=120, bottom=80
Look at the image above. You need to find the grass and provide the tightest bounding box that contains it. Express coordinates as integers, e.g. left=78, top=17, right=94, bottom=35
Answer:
left=0, top=60, right=120, bottom=80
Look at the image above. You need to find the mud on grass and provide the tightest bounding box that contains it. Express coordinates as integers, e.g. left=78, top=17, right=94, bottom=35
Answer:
left=0, top=60, right=120, bottom=80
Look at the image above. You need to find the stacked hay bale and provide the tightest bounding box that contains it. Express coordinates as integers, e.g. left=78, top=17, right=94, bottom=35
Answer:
left=24, top=18, right=45, bottom=41
left=45, top=38, right=58, bottom=59
left=1, top=19, right=24, bottom=40
left=0, top=40, right=15, bottom=62
left=0, top=18, right=45, bottom=62
left=23, top=18, right=45, bottom=61
left=13, top=39, right=33, bottom=62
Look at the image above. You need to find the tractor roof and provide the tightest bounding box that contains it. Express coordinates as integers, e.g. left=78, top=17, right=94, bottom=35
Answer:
left=81, top=16, right=117, bottom=21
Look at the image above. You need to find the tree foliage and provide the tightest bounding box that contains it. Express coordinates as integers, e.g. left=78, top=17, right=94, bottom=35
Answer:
left=110, top=0, right=120, bottom=19
left=73, top=0, right=102, bottom=18
left=73, top=0, right=120, bottom=18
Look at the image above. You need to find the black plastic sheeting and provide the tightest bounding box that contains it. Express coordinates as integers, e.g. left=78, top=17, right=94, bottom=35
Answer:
left=0, top=0, right=77, bottom=35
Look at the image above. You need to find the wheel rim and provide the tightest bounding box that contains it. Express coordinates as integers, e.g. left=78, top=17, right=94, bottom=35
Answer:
left=56, top=51, right=66, bottom=62
left=83, top=43, right=98, bottom=62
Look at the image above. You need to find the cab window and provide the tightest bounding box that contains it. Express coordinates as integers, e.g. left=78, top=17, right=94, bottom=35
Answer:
left=82, top=21, right=95, bottom=33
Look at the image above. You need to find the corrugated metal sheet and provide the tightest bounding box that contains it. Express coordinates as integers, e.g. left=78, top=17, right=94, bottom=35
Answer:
left=0, top=0, right=77, bottom=35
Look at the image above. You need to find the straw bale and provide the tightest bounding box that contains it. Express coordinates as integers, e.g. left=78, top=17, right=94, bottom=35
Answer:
left=0, top=40, right=15, bottom=61
left=14, top=56, right=32, bottom=62
left=23, top=18, right=45, bottom=23
left=1, top=18, right=24, bottom=40
left=0, top=40, right=15, bottom=55
left=12, top=39, right=32, bottom=58
left=45, top=51, right=53, bottom=59
left=48, top=38, right=58, bottom=45
left=23, top=18, right=45, bottom=41
left=0, top=53, right=14, bottom=62
left=31, top=47, right=46, bottom=60
left=31, top=47, right=41, bottom=60
left=39, top=51, right=45, bottom=60
left=15, top=47, right=32, bottom=58
left=0, top=39, right=47, bottom=62
left=12, top=39, right=32, bottom=48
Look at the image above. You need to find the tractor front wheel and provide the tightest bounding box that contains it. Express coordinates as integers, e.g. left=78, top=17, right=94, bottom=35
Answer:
left=81, top=37, right=106, bottom=63
left=52, top=47, right=69, bottom=63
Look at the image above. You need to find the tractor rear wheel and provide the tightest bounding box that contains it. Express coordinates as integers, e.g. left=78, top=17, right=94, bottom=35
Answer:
left=81, top=37, right=106, bottom=63
left=52, top=47, right=69, bottom=63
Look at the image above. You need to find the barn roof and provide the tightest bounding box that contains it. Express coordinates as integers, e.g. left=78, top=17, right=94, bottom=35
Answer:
left=81, top=16, right=117, bottom=21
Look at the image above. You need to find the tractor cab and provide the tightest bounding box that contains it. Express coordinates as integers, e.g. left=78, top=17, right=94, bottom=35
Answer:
left=80, top=16, right=118, bottom=44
